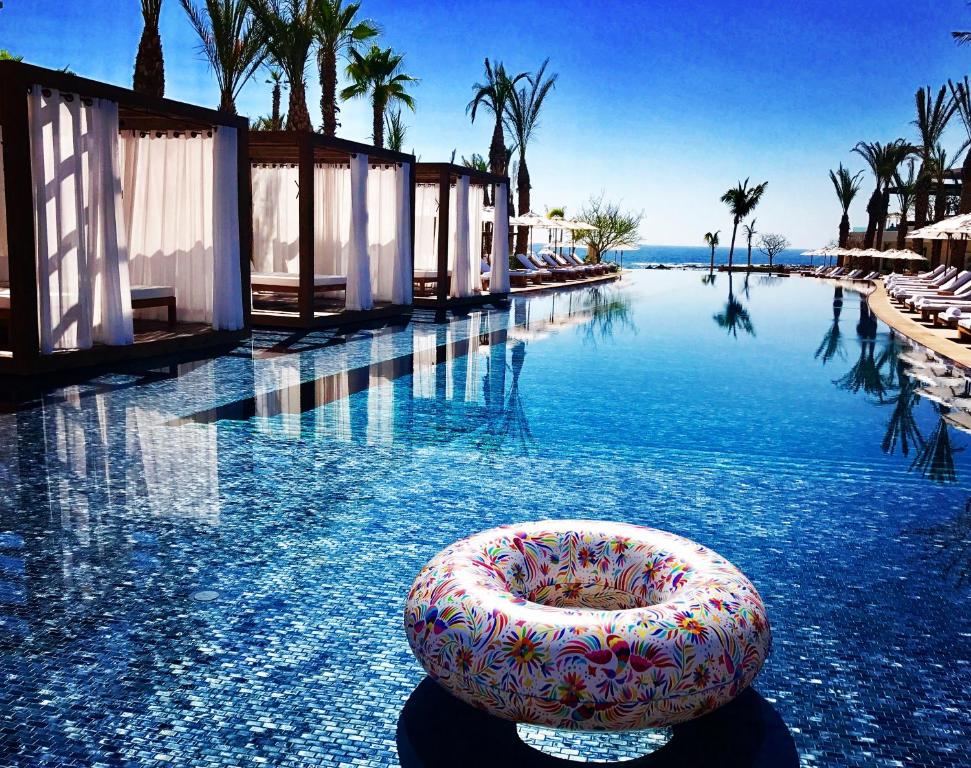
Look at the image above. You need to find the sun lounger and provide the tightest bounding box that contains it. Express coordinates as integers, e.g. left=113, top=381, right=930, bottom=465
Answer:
left=563, top=252, right=604, bottom=274
left=251, top=271, right=347, bottom=295
left=516, top=253, right=553, bottom=282
left=534, top=252, right=583, bottom=279
left=549, top=251, right=597, bottom=276
left=893, top=270, right=968, bottom=301
left=907, top=278, right=971, bottom=309
left=131, top=285, right=177, bottom=325
left=887, top=266, right=953, bottom=292
left=845, top=269, right=864, bottom=279
left=413, top=269, right=452, bottom=295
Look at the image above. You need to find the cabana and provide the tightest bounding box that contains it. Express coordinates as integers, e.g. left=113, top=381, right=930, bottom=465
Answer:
left=0, top=61, right=250, bottom=376
left=248, top=132, right=415, bottom=327
left=413, top=162, right=510, bottom=308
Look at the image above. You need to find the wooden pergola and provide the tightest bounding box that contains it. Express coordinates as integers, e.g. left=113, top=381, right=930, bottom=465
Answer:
left=0, top=60, right=252, bottom=376
left=248, top=131, right=416, bottom=327
left=414, top=162, right=509, bottom=308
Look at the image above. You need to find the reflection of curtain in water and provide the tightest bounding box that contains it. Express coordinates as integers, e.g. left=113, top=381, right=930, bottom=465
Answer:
left=465, top=312, right=482, bottom=403
left=315, top=352, right=351, bottom=441
left=126, top=407, right=221, bottom=525
left=445, top=322, right=455, bottom=401
left=255, top=356, right=302, bottom=438
left=367, top=332, right=395, bottom=445
left=413, top=325, right=437, bottom=399
left=485, top=312, right=508, bottom=413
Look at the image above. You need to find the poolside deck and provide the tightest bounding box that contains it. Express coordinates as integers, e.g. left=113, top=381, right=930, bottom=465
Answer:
left=865, top=281, right=971, bottom=369
left=510, top=271, right=621, bottom=295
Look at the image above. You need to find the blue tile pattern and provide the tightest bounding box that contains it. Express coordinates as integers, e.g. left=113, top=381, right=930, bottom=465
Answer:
left=0, top=272, right=968, bottom=767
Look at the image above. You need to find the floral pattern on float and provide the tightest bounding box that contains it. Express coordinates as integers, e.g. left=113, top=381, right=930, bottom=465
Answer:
left=404, top=520, right=771, bottom=731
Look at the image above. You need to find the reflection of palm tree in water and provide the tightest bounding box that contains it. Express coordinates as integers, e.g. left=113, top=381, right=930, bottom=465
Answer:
left=911, top=497, right=971, bottom=588
left=815, top=286, right=845, bottom=365
left=881, top=357, right=924, bottom=457
left=833, top=300, right=890, bottom=400
left=713, top=274, right=755, bottom=337
left=581, top=286, right=636, bottom=345
left=911, top=403, right=961, bottom=483
left=474, top=338, right=535, bottom=456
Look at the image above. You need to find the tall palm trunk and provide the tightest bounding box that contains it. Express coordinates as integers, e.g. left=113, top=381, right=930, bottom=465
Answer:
left=372, top=96, right=386, bottom=148
left=727, top=218, right=739, bottom=269
left=271, top=81, right=281, bottom=128
left=839, top=212, right=850, bottom=247
left=952, top=151, right=971, bottom=268
left=515, top=154, right=530, bottom=254
left=287, top=80, right=313, bottom=131
left=931, top=185, right=948, bottom=264
left=913, top=166, right=930, bottom=260
left=320, top=44, right=338, bottom=136
left=863, top=187, right=880, bottom=249
left=133, top=14, right=165, bottom=96
left=709, top=246, right=715, bottom=273
left=746, top=240, right=752, bottom=268
left=489, top=118, right=505, bottom=176
left=896, top=215, right=909, bottom=249
left=876, top=188, right=890, bottom=250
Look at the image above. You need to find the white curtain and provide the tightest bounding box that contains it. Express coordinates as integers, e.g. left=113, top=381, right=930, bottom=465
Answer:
left=367, top=164, right=398, bottom=303
left=212, top=127, right=243, bottom=330
left=414, top=184, right=439, bottom=272
left=490, top=183, right=510, bottom=293
left=450, top=176, right=473, bottom=298
left=469, top=185, right=485, bottom=292
left=0, top=126, right=8, bottom=283
left=124, top=131, right=213, bottom=324
left=316, top=164, right=351, bottom=276
left=29, top=88, right=133, bottom=353
left=395, top=163, right=413, bottom=304
left=251, top=165, right=300, bottom=274
left=123, top=128, right=243, bottom=329
left=346, top=153, right=372, bottom=311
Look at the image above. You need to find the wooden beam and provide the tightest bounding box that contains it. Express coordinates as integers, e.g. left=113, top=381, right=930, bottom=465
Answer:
left=298, top=133, right=315, bottom=323
left=1, top=64, right=40, bottom=365
left=436, top=167, right=450, bottom=304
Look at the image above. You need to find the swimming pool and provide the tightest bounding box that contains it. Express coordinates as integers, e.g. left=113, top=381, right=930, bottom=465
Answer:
left=0, top=271, right=968, bottom=767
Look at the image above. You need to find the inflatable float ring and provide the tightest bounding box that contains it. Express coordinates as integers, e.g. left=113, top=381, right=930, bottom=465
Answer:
left=405, top=520, right=771, bottom=730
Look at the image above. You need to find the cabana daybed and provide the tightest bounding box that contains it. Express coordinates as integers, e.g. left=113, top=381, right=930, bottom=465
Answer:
left=413, top=162, right=511, bottom=309
left=248, top=132, right=415, bottom=327
left=0, top=60, right=250, bottom=375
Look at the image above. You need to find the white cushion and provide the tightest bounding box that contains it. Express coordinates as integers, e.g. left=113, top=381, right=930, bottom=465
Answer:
left=0, top=288, right=8, bottom=310
left=131, top=285, right=175, bottom=301
left=414, top=270, right=451, bottom=278
left=251, top=271, right=346, bottom=288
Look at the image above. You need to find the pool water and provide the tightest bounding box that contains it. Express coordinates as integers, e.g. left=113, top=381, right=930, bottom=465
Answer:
left=0, top=271, right=968, bottom=767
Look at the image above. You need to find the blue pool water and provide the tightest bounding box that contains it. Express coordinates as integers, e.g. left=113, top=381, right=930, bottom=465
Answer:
left=0, top=271, right=968, bottom=767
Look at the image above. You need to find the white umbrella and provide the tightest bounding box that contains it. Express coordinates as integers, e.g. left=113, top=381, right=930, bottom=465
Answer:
left=908, top=213, right=971, bottom=240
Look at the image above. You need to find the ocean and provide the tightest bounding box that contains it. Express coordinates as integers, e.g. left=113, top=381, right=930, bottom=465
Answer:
left=614, top=244, right=815, bottom=268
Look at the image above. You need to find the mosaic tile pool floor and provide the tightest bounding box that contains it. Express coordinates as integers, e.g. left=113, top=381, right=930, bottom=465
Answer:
left=0, top=271, right=968, bottom=767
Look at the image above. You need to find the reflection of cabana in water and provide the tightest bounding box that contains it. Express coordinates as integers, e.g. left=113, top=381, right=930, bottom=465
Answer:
left=248, top=132, right=415, bottom=327
left=0, top=61, right=250, bottom=375
left=413, top=162, right=510, bottom=308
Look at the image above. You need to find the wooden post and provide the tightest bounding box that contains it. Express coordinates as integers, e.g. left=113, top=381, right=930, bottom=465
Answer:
left=236, top=117, right=253, bottom=327
left=435, top=167, right=450, bottom=304
left=298, top=133, right=314, bottom=323
left=1, top=68, right=41, bottom=368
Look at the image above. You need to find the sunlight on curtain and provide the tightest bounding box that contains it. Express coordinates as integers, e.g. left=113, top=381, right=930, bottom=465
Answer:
left=212, top=127, right=243, bottom=330
left=490, top=183, right=510, bottom=293
left=468, top=185, right=485, bottom=294
left=450, top=176, right=472, bottom=298
left=367, top=164, right=411, bottom=305
left=346, top=153, right=373, bottom=311
left=395, top=163, right=413, bottom=304
left=315, top=164, right=351, bottom=277
left=414, top=184, right=439, bottom=272
left=412, top=324, right=437, bottom=399
left=251, top=165, right=300, bottom=273
left=29, top=88, right=134, bottom=352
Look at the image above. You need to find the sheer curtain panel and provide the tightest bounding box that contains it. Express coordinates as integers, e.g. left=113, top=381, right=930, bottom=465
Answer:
left=490, top=183, right=510, bottom=293
left=345, top=153, right=373, bottom=311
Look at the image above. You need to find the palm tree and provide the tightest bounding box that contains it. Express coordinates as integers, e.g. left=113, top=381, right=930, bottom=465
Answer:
left=467, top=60, right=527, bottom=178
left=505, top=59, right=558, bottom=255
left=266, top=67, right=286, bottom=129
left=949, top=77, right=971, bottom=266
left=912, top=85, right=956, bottom=257
left=742, top=219, right=757, bottom=269
left=893, top=158, right=918, bottom=249
left=313, top=0, right=378, bottom=136
left=342, top=44, right=417, bottom=148
left=713, top=274, right=755, bottom=338
left=385, top=108, right=407, bottom=152
left=720, top=178, right=768, bottom=270
left=704, top=230, right=720, bottom=274
left=828, top=164, right=864, bottom=247
left=180, top=1, right=265, bottom=113
left=852, top=140, right=911, bottom=250
left=247, top=0, right=316, bottom=131
left=133, top=0, right=165, bottom=96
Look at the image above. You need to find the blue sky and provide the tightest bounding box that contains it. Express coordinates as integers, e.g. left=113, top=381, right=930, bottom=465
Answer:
left=3, top=0, right=970, bottom=247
